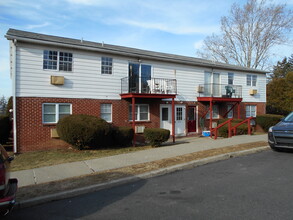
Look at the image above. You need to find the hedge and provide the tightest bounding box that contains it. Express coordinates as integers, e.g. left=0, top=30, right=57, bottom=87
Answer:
left=112, top=126, right=134, bottom=147
left=217, top=119, right=249, bottom=138
left=0, top=116, right=11, bottom=144
left=144, top=128, right=170, bottom=147
left=57, top=114, right=112, bottom=150
left=256, top=114, right=283, bottom=132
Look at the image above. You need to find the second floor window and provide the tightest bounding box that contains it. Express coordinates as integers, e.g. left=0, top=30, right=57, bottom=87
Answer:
left=246, top=74, right=257, bottom=86
left=43, top=50, right=72, bottom=71
left=101, top=57, right=113, bottom=74
left=228, top=73, right=234, bottom=85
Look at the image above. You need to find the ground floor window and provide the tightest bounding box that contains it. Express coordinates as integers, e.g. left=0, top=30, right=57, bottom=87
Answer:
left=100, top=103, right=112, bottom=122
left=246, top=105, right=256, bottom=117
left=206, top=105, right=219, bottom=119
left=227, top=104, right=233, bottom=118
left=129, top=104, right=149, bottom=121
left=42, top=103, right=71, bottom=123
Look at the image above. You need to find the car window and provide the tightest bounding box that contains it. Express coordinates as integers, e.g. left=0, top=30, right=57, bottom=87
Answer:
left=284, top=112, right=293, bottom=122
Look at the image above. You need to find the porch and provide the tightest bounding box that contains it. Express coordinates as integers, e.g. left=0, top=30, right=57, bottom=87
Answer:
left=120, top=77, right=177, bottom=146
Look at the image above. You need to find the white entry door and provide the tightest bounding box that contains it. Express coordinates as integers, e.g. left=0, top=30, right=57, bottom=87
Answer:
left=160, top=105, right=186, bottom=136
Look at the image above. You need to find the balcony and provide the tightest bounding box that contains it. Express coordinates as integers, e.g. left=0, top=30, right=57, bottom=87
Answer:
left=197, top=83, right=242, bottom=98
left=121, top=77, right=177, bottom=95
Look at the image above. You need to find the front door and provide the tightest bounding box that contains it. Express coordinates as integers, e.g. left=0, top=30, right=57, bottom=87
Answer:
left=160, top=105, right=186, bottom=136
left=187, top=106, right=196, bottom=132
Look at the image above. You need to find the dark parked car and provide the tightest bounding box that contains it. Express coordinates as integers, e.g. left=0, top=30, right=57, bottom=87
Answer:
left=0, top=144, right=17, bottom=216
left=268, top=112, right=293, bottom=151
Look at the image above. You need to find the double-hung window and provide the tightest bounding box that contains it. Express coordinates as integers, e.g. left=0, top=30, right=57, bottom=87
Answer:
left=101, top=57, right=113, bottom=74
left=129, top=104, right=149, bottom=121
left=43, top=103, right=71, bottom=123
left=246, top=74, right=257, bottom=86
left=246, top=105, right=256, bottom=117
left=228, top=73, right=234, bottom=85
left=43, top=50, right=72, bottom=71
left=227, top=104, right=233, bottom=118
left=206, top=105, right=219, bottom=119
left=100, top=104, right=112, bottom=122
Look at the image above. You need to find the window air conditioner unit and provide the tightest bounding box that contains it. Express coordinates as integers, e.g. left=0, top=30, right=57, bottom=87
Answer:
left=51, top=128, right=59, bottom=138
left=135, top=126, right=145, bottom=134
left=197, top=86, right=204, bottom=93
left=212, top=122, right=218, bottom=128
left=249, top=89, right=257, bottom=95
left=50, top=76, right=65, bottom=85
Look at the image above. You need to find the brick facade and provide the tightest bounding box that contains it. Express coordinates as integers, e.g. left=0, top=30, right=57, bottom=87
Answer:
left=16, top=97, right=266, bottom=152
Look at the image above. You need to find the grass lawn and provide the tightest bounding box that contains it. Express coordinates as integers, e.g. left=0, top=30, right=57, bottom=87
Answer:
left=10, top=145, right=152, bottom=172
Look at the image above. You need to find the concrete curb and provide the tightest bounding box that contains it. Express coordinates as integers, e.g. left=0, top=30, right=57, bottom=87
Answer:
left=16, top=146, right=269, bottom=209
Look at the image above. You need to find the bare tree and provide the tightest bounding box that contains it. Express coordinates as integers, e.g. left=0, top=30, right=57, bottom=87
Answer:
left=197, top=0, right=293, bottom=69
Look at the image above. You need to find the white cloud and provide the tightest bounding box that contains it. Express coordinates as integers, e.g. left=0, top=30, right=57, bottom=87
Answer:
left=26, top=22, right=51, bottom=30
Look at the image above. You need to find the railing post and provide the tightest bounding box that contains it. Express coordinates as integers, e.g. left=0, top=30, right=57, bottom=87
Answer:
left=228, top=120, right=232, bottom=138
left=248, top=117, right=251, bottom=135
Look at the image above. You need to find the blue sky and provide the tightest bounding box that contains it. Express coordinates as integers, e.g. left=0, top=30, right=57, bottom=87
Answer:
left=0, top=0, right=292, bottom=97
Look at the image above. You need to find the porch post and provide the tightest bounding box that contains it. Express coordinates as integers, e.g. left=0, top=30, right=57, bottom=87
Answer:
left=209, top=100, right=213, bottom=137
left=132, top=97, right=136, bottom=146
left=237, top=102, right=240, bottom=119
left=172, top=97, right=175, bottom=143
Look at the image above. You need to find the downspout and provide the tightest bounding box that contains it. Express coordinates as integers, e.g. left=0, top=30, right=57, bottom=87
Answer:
left=11, top=39, right=17, bottom=153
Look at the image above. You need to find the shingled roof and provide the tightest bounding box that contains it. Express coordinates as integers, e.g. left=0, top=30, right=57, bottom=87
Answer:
left=5, top=28, right=268, bottom=74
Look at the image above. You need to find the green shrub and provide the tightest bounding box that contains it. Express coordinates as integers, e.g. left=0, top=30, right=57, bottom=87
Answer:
left=256, top=114, right=283, bottom=132
left=144, top=128, right=170, bottom=147
left=0, top=116, right=11, bottom=144
left=113, top=126, right=134, bottom=147
left=217, top=119, right=248, bottom=138
left=57, top=114, right=112, bottom=150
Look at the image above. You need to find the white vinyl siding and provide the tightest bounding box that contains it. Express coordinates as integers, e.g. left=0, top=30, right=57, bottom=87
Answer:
left=42, top=103, right=71, bottom=123
left=129, top=104, right=149, bottom=121
left=15, top=43, right=266, bottom=103
left=100, top=104, right=112, bottom=122
left=246, top=105, right=256, bottom=117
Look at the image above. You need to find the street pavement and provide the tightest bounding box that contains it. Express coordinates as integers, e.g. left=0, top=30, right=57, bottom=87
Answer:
left=11, top=134, right=268, bottom=187
left=8, top=149, right=293, bottom=220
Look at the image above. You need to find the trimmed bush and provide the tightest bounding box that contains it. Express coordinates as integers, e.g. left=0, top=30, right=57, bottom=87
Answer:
left=217, top=119, right=248, bottom=138
left=57, top=114, right=112, bottom=150
left=113, top=126, right=134, bottom=147
left=256, top=114, right=283, bottom=132
left=0, top=116, right=11, bottom=144
left=144, top=128, right=170, bottom=147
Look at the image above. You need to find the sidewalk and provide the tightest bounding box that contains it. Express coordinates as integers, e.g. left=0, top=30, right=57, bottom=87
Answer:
left=11, top=134, right=268, bottom=188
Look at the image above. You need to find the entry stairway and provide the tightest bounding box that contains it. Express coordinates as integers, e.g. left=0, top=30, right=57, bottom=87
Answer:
left=210, top=117, right=253, bottom=140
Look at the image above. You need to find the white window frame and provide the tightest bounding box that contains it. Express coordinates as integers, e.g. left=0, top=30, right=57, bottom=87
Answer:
left=246, top=105, right=256, bottom=118
left=43, top=50, right=73, bottom=72
left=206, top=105, right=219, bottom=119
left=129, top=104, right=150, bottom=121
left=100, top=103, right=112, bottom=122
left=101, top=57, right=113, bottom=75
left=227, top=104, right=233, bottom=119
left=246, top=74, right=257, bottom=86
left=42, top=103, right=72, bottom=124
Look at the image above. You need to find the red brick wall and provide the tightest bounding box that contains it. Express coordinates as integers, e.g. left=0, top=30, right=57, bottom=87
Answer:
left=16, top=97, right=163, bottom=152
left=16, top=97, right=266, bottom=152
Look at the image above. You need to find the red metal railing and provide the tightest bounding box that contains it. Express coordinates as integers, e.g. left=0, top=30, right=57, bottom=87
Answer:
left=231, top=117, right=253, bottom=136
left=211, top=118, right=233, bottom=140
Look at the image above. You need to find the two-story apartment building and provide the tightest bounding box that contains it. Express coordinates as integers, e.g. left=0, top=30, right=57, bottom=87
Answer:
left=5, top=29, right=268, bottom=153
